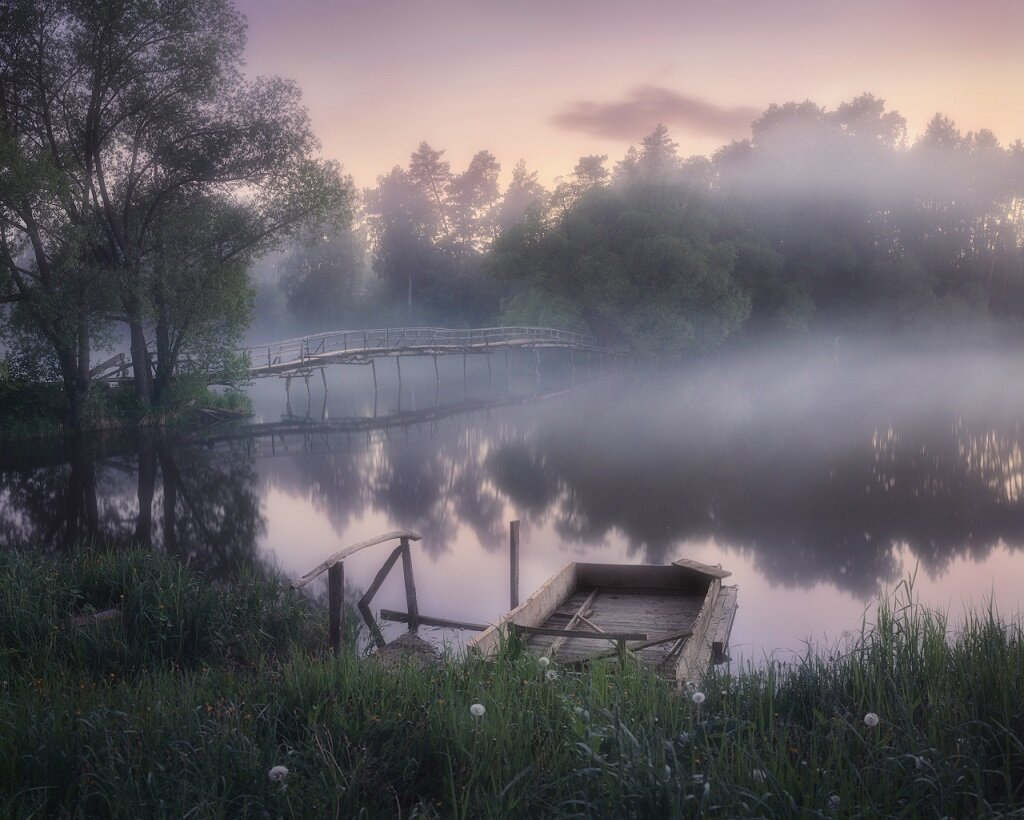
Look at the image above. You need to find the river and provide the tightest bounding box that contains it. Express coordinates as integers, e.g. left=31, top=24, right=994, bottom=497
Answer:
left=3, top=340, right=1024, bottom=664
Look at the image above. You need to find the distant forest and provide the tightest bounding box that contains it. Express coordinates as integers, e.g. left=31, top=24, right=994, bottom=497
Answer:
left=274, top=94, right=1024, bottom=355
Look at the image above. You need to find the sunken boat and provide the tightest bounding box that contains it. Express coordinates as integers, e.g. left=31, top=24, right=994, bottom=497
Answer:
left=468, top=559, right=738, bottom=686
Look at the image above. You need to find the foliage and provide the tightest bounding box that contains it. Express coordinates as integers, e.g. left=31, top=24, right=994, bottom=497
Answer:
left=1, top=553, right=1023, bottom=818
left=489, top=182, right=751, bottom=356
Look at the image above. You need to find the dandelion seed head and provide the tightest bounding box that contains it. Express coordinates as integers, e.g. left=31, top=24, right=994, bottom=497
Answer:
left=545, top=670, right=558, bottom=681
left=470, top=703, right=485, bottom=717
left=864, top=711, right=880, bottom=728
left=828, top=794, right=841, bottom=811
left=691, top=691, right=706, bottom=705
left=538, top=656, right=550, bottom=668
left=268, top=765, right=289, bottom=783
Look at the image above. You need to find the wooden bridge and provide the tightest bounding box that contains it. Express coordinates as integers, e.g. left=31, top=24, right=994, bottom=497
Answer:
left=241, top=326, right=611, bottom=379
left=90, top=326, right=616, bottom=384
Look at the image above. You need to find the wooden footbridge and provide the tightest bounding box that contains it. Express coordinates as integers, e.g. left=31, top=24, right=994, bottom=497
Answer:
left=242, top=326, right=611, bottom=379
left=90, top=326, right=617, bottom=384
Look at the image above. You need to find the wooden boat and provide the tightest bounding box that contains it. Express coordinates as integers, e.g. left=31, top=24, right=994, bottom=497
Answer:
left=468, top=559, right=737, bottom=686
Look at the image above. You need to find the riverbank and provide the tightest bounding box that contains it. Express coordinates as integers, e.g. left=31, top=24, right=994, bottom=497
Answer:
left=0, top=378, right=250, bottom=442
left=1, top=549, right=1021, bottom=818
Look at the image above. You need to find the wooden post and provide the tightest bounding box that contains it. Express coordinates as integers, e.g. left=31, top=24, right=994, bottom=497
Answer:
left=509, top=519, right=520, bottom=609
left=328, top=562, right=344, bottom=653
left=400, top=537, right=419, bottom=632
left=371, top=358, right=378, bottom=393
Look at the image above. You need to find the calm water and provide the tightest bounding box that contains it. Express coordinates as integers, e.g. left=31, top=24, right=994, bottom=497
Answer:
left=4, top=342, right=1024, bottom=662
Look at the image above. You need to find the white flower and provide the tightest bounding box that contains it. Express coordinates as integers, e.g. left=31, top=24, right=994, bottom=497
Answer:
left=538, top=656, right=550, bottom=668
left=470, top=703, right=485, bottom=717
left=691, top=691, right=706, bottom=705
left=545, top=670, right=558, bottom=681
left=828, top=794, right=841, bottom=811
left=268, top=765, right=289, bottom=783
left=864, top=711, right=880, bottom=728
left=751, top=768, right=767, bottom=784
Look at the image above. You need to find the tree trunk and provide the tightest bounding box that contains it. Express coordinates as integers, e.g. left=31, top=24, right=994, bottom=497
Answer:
left=152, top=321, right=173, bottom=406
left=129, top=319, right=153, bottom=408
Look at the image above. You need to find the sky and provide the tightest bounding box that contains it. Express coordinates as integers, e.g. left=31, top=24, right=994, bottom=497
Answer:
left=234, top=0, right=1024, bottom=190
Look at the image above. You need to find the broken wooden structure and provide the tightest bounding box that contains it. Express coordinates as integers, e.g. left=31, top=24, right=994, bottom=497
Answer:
left=468, top=559, right=738, bottom=686
left=292, top=530, right=423, bottom=653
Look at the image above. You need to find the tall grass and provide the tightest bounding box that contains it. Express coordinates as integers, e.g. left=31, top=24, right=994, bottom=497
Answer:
left=0, top=552, right=1021, bottom=818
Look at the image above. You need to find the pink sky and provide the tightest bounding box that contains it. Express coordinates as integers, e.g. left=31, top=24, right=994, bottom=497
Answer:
left=235, top=0, right=1024, bottom=189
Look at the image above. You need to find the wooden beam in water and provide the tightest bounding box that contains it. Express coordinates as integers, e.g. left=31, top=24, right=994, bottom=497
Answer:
left=379, top=609, right=487, bottom=631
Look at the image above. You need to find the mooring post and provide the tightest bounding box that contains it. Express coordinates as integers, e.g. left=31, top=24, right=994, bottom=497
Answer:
left=510, top=519, right=520, bottom=609
left=399, top=537, right=420, bottom=632
left=327, top=562, right=345, bottom=654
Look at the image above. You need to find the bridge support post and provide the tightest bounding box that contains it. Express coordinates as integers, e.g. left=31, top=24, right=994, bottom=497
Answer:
left=285, top=375, right=293, bottom=417
left=371, top=359, right=378, bottom=393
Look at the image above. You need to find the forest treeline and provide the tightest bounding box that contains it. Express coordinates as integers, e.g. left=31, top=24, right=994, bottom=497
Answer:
left=284, top=94, right=1023, bottom=356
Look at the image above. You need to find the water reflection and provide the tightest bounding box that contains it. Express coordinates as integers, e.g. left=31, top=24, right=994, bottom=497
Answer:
left=3, top=346, right=1024, bottom=615
left=0, top=432, right=265, bottom=581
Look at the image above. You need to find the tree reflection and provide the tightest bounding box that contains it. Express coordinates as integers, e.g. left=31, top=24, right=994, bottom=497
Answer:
left=486, top=367, right=1024, bottom=597
left=0, top=432, right=265, bottom=581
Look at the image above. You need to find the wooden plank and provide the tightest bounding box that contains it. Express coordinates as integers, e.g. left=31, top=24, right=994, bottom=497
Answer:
left=360, top=545, right=404, bottom=607
left=292, top=530, right=421, bottom=589
left=379, top=609, right=487, bottom=631
left=469, top=562, right=578, bottom=657
left=510, top=520, right=520, bottom=608
left=575, top=627, right=695, bottom=663
left=671, top=557, right=732, bottom=579
left=515, top=624, right=647, bottom=641
left=575, top=563, right=708, bottom=591
left=674, top=579, right=739, bottom=687
left=547, top=588, right=599, bottom=658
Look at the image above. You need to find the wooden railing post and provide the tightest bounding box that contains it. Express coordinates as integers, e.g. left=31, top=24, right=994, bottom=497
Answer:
left=328, top=562, right=344, bottom=653
left=400, top=537, right=419, bottom=632
left=510, top=520, right=520, bottom=609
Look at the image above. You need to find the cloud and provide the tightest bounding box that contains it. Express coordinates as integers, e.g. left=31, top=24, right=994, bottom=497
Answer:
left=551, top=85, right=758, bottom=141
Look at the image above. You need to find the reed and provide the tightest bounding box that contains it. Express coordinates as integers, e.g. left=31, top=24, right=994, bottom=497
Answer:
left=0, top=552, right=1021, bottom=818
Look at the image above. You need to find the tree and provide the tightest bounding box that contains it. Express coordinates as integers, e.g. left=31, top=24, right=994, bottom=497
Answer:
left=279, top=226, right=366, bottom=326
left=638, top=123, right=680, bottom=178
left=407, top=141, right=453, bottom=240
left=490, top=181, right=751, bottom=356
left=447, top=150, right=501, bottom=249
left=0, top=0, right=350, bottom=421
left=494, top=159, right=547, bottom=233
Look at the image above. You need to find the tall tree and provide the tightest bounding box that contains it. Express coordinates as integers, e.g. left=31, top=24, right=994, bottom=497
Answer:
left=0, top=0, right=350, bottom=420
left=494, top=159, right=547, bottom=233
left=447, top=150, right=501, bottom=249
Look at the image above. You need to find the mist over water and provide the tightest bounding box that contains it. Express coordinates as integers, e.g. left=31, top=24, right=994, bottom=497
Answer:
left=3, top=337, right=1024, bottom=658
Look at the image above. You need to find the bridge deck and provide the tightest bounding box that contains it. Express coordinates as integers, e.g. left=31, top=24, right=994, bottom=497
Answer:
left=90, top=326, right=618, bottom=383
left=243, top=326, right=608, bottom=379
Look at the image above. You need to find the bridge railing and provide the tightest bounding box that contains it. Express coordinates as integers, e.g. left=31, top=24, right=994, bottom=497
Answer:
left=242, top=326, right=599, bottom=371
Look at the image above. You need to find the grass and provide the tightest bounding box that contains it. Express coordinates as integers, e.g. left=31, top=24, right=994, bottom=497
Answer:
left=0, top=551, right=1022, bottom=818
